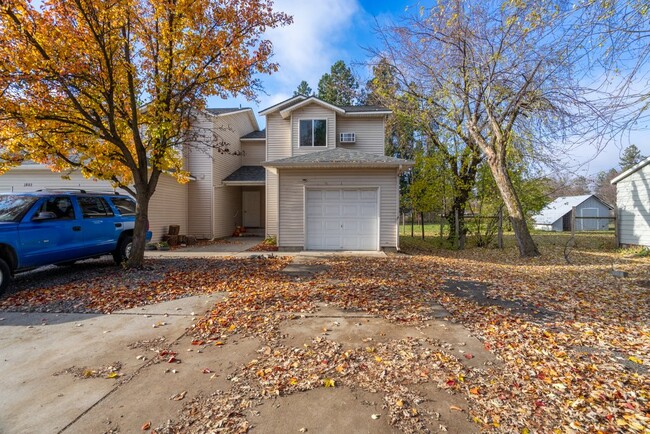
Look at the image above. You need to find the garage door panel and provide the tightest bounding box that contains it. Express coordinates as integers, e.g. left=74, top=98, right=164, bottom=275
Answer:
left=359, top=204, right=376, bottom=217
left=323, top=190, right=340, bottom=200
left=306, top=190, right=323, bottom=200
left=306, top=188, right=378, bottom=250
left=324, top=206, right=341, bottom=217
left=306, top=204, right=323, bottom=217
left=341, top=204, right=360, bottom=216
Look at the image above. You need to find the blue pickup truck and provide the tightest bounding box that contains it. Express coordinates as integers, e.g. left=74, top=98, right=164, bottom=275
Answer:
left=0, top=190, right=152, bottom=294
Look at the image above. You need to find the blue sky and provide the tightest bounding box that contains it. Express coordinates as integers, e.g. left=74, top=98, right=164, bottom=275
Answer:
left=208, top=0, right=648, bottom=177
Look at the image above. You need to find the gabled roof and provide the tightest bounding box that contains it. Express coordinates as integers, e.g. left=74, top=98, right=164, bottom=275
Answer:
left=205, top=108, right=248, bottom=115
left=223, top=166, right=265, bottom=185
left=611, top=155, right=650, bottom=184
left=240, top=129, right=266, bottom=140
left=262, top=147, right=413, bottom=169
left=204, top=107, right=260, bottom=132
left=259, top=95, right=306, bottom=116
left=259, top=95, right=391, bottom=119
left=532, top=194, right=613, bottom=225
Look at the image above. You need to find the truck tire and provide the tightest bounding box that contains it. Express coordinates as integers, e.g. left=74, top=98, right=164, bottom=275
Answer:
left=113, top=235, right=133, bottom=265
left=0, top=257, right=11, bottom=296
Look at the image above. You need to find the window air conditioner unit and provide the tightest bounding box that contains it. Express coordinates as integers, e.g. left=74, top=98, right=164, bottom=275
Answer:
left=340, top=132, right=356, bottom=143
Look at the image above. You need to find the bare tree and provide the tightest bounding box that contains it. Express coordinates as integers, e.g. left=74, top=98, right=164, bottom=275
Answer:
left=372, top=1, right=620, bottom=257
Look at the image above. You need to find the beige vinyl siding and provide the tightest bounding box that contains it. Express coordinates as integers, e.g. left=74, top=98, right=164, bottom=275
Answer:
left=277, top=168, right=399, bottom=248
left=0, top=167, right=188, bottom=242
left=265, top=112, right=291, bottom=237
left=266, top=171, right=279, bottom=237
left=291, top=105, right=336, bottom=155
left=148, top=176, right=189, bottom=241
left=0, top=167, right=119, bottom=193
left=242, top=141, right=266, bottom=166
left=211, top=112, right=251, bottom=238
left=336, top=117, right=385, bottom=155
left=187, top=112, right=215, bottom=238
left=616, top=164, right=650, bottom=246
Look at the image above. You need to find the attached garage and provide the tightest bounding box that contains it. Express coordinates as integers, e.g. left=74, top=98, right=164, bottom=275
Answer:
left=305, top=188, right=378, bottom=250
left=264, top=148, right=413, bottom=251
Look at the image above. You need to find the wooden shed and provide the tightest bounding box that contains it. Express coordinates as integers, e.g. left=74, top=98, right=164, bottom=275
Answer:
left=611, top=156, right=650, bottom=247
left=532, top=195, right=613, bottom=232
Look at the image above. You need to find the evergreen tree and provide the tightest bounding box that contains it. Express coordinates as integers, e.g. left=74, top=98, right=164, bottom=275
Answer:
left=619, top=145, right=646, bottom=170
left=294, top=81, right=312, bottom=96
left=317, top=60, right=359, bottom=105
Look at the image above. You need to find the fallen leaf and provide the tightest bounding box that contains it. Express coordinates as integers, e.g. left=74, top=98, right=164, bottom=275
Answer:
left=141, top=421, right=151, bottom=431
left=171, top=391, right=187, bottom=401
left=322, top=378, right=335, bottom=388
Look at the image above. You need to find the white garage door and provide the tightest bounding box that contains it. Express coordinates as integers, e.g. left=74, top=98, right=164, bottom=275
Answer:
left=306, top=188, right=378, bottom=250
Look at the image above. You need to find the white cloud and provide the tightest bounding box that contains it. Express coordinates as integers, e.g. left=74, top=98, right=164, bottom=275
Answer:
left=264, top=0, right=361, bottom=91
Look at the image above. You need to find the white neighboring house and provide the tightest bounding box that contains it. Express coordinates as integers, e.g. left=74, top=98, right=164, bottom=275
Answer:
left=611, top=156, right=650, bottom=247
left=532, top=195, right=613, bottom=232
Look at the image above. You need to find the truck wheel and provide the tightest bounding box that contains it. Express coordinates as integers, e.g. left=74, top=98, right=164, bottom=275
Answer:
left=0, top=258, right=11, bottom=296
left=113, top=235, right=133, bottom=265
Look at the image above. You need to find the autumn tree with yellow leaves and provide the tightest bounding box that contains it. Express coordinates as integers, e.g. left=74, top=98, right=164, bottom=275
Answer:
left=0, top=0, right=291, bottom=266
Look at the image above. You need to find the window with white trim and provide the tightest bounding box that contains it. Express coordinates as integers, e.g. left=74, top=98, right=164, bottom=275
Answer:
left=299, top=119, right=327, bottom=147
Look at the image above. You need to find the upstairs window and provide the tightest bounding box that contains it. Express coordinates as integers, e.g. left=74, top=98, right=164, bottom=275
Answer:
left=299, top=119, right=326, bottom=147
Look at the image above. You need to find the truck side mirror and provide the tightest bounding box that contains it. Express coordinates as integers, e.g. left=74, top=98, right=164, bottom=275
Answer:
left=32, top=211, right=57, bottom=221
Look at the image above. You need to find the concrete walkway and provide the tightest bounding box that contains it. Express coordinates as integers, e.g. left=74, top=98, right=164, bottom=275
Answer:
left=145, top=236, right=388, bottom=259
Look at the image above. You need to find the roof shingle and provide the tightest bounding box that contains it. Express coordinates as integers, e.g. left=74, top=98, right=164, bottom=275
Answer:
left=263, top=147, right=413, bottom=168
left=223, top=166, right=266, bottom=183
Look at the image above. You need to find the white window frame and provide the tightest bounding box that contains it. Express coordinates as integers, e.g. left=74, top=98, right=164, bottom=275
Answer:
left=340, top=132, right=356, bottom=143
left=299, top=119, right=327, bottom=147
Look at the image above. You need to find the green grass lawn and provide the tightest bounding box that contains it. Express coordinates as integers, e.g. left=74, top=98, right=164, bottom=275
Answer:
left=400, top=229, right=618, bottom=253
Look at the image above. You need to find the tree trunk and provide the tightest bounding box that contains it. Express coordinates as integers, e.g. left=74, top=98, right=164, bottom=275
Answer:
left=488, top=159, right=540, bottom=257
left=446, top=190, right=469, bottom=242
left=420, top=212, right=425, bottom=239
left=127, top=183, right=152, bottom=268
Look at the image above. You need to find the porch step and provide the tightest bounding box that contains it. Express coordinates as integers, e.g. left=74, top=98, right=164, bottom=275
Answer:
left=241, top=227, right=265, bottom=237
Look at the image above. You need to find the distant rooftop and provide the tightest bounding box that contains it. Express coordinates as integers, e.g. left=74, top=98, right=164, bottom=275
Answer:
left=338, top=105, right=391, bottom=113
left=205, top=108, right=251, bottom=115
left=241, top=129, right=266, bottom=140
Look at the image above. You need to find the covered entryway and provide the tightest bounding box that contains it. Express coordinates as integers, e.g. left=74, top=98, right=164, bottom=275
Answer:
left=305, top=188, right=379, bottom=250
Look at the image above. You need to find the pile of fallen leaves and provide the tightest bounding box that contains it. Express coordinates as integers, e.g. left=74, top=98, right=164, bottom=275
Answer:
left=1, top=240, right=648, bottom=432
left=0, top=258, right=288, bottom=314
left=187, top=249, right=648, bottom=433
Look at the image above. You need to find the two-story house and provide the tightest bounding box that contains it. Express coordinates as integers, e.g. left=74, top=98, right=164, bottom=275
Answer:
left=0, top=97, right=412, bottom=250
left=0, top=108, right=262, bottom=242
left=259, top=95, right=412, bottom=251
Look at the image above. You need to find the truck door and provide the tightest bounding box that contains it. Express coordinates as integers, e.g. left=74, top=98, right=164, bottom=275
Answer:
left=76, top=196, right=120, bottom=256
left=19, top=196, right=85, bottom=267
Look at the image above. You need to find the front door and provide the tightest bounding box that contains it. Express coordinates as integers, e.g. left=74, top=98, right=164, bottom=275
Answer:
left=242, top=191, right=261, bottom=227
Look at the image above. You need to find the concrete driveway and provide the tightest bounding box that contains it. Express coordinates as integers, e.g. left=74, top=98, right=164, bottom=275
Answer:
left=0, top=297, right=493, bottom=433
left=0, top=256, right=494, bottom=433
